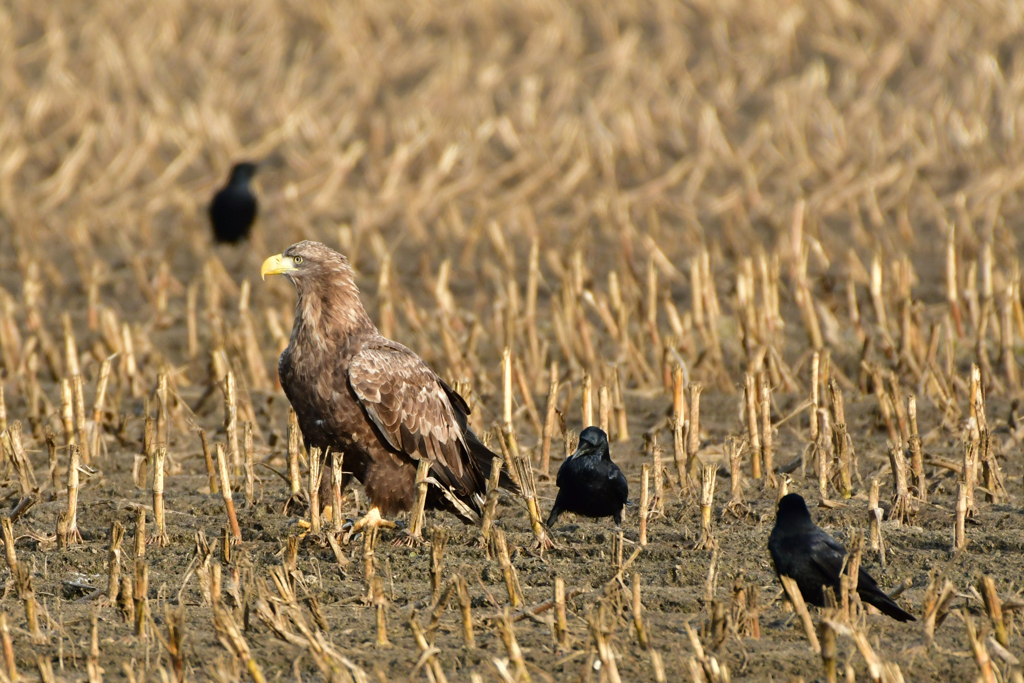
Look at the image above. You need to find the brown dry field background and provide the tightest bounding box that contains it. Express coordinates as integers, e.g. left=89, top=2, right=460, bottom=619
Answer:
left=2, top=0, right=1024, bottom=681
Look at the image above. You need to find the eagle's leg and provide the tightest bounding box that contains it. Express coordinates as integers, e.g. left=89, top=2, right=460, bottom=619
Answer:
left=343, top=506, right=395, bottom=542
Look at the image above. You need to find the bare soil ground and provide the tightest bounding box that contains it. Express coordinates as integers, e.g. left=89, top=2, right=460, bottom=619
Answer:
left=1, top=0, right=1024, bottom=681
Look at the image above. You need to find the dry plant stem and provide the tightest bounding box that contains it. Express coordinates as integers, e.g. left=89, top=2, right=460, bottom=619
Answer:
left=331, top=449, right=345, bottom=534
left=0, top=612, right=16, bottom=682
left=7, top=425, right=36, bottom=496
left=963, top=437, right=979, bottom=517
left=430, top=527, right=447, bottom=603
left=498, top=610, right=531, bottom=683
left=514, top=356, right=543, bottom=437
left=1001, top=291, right=1019, bottom=391
left=217, top=443, right=242, bottom=543
left=46, top=427, right=60, bottom=490
left=686, top=382, right=702, bottom=481
left=639, top=464, right=650, bottom=546
left=13, top=563, right=44, bottom=644
left=540, top=362, right=559, bottom=475
left=409, top=458, right=431, bottom=541
left=91, top=357, right=110, bottom=453
left=779, top=575, right=820, bottom=654
left=73, top=374, right=91, bottom=464
left=980, top=576, right=1009, bottom=647
left=588, top=610, right=622, bottom=683
left=215, top=527, right=229, bottom=567
left=455, top=574, right=475, bottom=649
left=186, top=282, right=199, bottom=358
left=156, top=372, right=168, bottom=448
left=0, top=518, right=16, bottom=575
left=672, top=365, right=688, bottom=488
left=652, top=439, right=665, bottom=516
left=506, top=429, right=553, bottom=550
left=66, top=444, right=82, bottom=544
left=134, top=505, right=146, bottom=558
left=829, top=379, right=853, bottom=498
left=122, top=324, right=141, bottom=397
left=108, top=520, right=125, bottom=602
left=526, top=236, right=541, bottom=373
left=0, top=382, right=6, bottom=434
left=287, top=408, right=302, bottom=495
left=614, top=529, right=624, bottom=570
left=118, top=573, right=134, bottom=624
left=88, top=609, right=101, bottom=683
left=243, top=421, right=255, bottom=506
left=967, top=614, right=999, bottom=683
left=479, top=456, right=504, bottom=545
left=598, top=384, right=610, bottom=434
left=200, top=429, right=218, bottom=495
left=374, top=577, right=389, bottom=647
left=581, top=372, right=593, bottom=427
left=887, top=443, right=912, bottom=525
left=164, top=605, right=186, bottom=682
left=410, top=611, right=449, bottom=682
left=552, top=578, right=572, bottom=651
left=61, top=378, right=75, bottom=449
left=845, top=534, right=863, bottom=621
left=955, top=483, right=968, bottom=552
left=141, top=409, right=154, bottom=488
left=632, top=572, right=650, bottom=650
left=745, top=373, right=761, bottom=480
left=493, top=529, right=523, bottom=607
left=362, top=526, right=378, bottom=601
left=727, top=439, right=745, bottom=508
left=212, top=597, right=266, bottom=683
left=152, top=447, right=168, bottom=545
left=502, top=347, right=514, bottom=428
left=810, top=351, right=820, bottom=443
left=307, top=446, right=325, bottom=536
left=37, top=656, right=54, bottom=683
left=908, top=396, right=925, bottom=503
left=697, top=463, right=717, bottom=550
left=924, top=579, right=956, bottom=642
left=224, top=371, right=240, bottom=473
left=612, top=364, right=629, bottom=441
left=761, top=380, right=776, bottom=487
left=868, top=479, right=886, bottom=568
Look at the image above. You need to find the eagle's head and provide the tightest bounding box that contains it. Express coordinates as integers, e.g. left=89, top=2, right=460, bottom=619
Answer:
left=261, top=241, right=355, bottom=287
left=261, top=241, right=372, bottom=340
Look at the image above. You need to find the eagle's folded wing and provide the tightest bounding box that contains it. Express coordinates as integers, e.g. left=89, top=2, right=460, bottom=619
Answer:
left=348, top=342, right=470, bottom=489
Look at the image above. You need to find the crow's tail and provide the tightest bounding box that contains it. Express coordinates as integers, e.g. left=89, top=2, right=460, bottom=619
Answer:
left=860, top=586, right=916, bottom=622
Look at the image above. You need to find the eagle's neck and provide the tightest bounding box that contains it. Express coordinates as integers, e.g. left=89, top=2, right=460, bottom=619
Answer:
left=290, top=272, right=376, bottom=358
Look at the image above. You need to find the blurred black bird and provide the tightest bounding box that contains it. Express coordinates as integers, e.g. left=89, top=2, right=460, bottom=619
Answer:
left=209, top=162, right=258, bottom=243
left=546, top=426, right=629, bottom=527
left=769, top=493, right=915, bottom=622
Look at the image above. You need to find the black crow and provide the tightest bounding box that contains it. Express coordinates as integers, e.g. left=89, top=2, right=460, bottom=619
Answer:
left=546, top=426, right=628, bottom=527
left=209, top=162, right=258, bottom=243
left=769, top=493, right=915, bottom=622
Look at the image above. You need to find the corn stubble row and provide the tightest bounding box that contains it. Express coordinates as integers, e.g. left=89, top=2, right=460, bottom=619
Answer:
left=1, top=0, right=1024, bottom=681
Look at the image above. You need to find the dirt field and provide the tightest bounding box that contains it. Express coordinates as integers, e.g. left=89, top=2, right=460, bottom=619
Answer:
left=2, top=0, right=1024, bottom=681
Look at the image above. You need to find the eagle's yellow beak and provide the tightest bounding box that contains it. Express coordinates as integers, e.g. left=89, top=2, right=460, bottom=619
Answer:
left=260, top=254, right=296, bottom=281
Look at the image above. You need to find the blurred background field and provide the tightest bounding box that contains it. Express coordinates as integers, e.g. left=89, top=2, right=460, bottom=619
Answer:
left=1, top=0, right=1024, bottom=681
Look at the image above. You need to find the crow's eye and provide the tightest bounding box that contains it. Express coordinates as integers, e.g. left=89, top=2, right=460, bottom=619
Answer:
left=294, top=256, right=304, bottom=264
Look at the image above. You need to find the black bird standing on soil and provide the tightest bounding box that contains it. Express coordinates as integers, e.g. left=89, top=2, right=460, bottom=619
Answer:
left=209, top=162, right=258, bottom=243
left=546, top=426, right=629, bottom=527
left=769, top=493, right=915, bottom=622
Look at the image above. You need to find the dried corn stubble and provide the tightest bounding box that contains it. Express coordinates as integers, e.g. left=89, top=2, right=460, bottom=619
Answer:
left=6, top=0, right=1024, bottom=680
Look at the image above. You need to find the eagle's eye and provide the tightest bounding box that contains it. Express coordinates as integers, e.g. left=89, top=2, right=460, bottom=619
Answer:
left=294, top=256, right=304, bottom=264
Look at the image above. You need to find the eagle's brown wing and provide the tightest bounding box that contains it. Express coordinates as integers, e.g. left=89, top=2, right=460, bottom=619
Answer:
left=348, top=340, right=474, bottom=492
